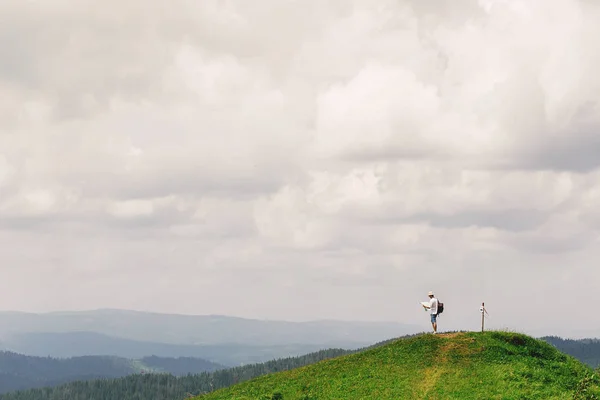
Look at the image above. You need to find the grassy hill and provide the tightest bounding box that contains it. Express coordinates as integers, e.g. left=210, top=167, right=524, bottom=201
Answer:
left=197, top=331, right=600, bottom=400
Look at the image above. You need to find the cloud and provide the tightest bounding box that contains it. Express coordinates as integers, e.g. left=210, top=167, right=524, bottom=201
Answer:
left=0, top=0, right=599, bottom=337
left=401, top=209, right=548, bottom=232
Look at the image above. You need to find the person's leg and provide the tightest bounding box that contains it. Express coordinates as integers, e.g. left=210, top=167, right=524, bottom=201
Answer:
left=430, top=314, right=437, bottom=333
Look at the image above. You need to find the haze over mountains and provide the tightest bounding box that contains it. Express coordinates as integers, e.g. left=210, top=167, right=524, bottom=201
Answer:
left=0, top=309, right=420, bottom=365
left=0, top=309, right=418, bottom=346
left=2, top=331, right=334, bottom=366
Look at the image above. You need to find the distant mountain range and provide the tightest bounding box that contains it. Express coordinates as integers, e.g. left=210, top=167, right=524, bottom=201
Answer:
left=0, top=350, right=223, bottom=394
left=0, top=331, right=337, bottom=366
left=0, top=309, right=419, bottom=347
left=0, top=309, right=420, bottom=366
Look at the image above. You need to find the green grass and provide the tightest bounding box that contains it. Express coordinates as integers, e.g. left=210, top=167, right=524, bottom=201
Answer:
left=195, top=331, right=600, bottom=400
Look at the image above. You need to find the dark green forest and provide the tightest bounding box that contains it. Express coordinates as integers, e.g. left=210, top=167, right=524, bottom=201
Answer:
left=0, top=352, right=131, bottom=394
left=541, top=336, right=600, bottom=367
left=140, top=356, right=224, bottom=376
left=0, top=348, right=358, bottom=400
left=0, top=351, right=223, bottom=395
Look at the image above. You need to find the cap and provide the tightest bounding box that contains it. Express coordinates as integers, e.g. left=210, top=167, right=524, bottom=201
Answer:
left=428, top=291, right=434, bottom=296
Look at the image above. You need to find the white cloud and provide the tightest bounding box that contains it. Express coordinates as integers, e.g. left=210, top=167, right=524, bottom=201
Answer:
left=107, top=199, right=156, bottom=219
left=0, top=156, right=16, bottom=188
left=0, top=0, right=598, bottom=337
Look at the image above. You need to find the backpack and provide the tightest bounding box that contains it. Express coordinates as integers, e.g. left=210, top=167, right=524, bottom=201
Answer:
left=437, top=300, right=444, bottom=315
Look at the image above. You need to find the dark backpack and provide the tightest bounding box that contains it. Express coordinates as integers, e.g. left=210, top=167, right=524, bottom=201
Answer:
left=437, top=300, right=444, bottom=315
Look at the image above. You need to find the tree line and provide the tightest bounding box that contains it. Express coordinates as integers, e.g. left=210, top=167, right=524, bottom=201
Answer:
left=541, top=336, right=600, bottom=367
left=0, top=348, right=354, bottom=400
left=0, top=351, right=223, bottom=395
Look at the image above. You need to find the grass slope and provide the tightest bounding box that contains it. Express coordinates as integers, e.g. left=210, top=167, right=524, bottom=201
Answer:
left=197, top=331, right=600, bottom=400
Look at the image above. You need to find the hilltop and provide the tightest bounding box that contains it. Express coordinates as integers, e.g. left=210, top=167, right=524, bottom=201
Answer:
left=197, top=331, right=600, bottom=400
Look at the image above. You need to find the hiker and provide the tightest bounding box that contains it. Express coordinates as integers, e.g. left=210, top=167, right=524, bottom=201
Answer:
left=422, top=291, right=438, bottom=334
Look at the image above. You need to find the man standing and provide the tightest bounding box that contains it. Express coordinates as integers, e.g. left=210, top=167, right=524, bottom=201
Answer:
left=422, top=291, right=438, bottom=334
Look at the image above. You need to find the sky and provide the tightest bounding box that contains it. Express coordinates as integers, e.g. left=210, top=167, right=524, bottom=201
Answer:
left=0, top=0, right=599, bottom=339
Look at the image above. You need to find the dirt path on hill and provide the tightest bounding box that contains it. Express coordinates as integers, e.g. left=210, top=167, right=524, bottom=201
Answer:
left=415, top=333, right=477, bottom=399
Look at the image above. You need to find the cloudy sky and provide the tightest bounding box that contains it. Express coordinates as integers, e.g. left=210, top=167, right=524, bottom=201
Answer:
left=1, top=0, right=599, bottom=338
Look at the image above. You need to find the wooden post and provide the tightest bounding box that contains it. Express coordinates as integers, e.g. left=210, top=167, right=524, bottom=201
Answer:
left=481, top=302, right=485, bottom=332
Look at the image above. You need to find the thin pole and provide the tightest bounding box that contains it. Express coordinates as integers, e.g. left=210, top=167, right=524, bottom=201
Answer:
left=481, top=302, right=485, bottom=332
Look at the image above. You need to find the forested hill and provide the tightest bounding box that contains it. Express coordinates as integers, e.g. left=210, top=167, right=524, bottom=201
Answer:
left=140, top=356, right=224, bottom=377
left=0, top=351, right=223, bottom=395
left=0, top=346, right=366, bottom=400
left=0, top=351, right=130, bottom=394
left=541, top=336, right=600, bottom=367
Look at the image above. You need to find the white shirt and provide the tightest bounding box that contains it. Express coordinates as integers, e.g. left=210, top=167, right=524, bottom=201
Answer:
left=429, top=297, right=438, bottom=315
